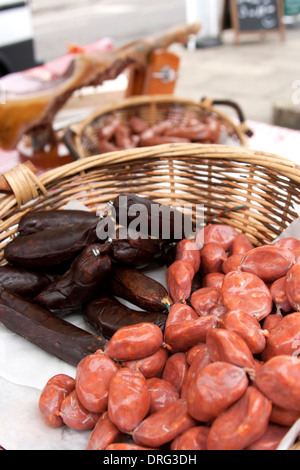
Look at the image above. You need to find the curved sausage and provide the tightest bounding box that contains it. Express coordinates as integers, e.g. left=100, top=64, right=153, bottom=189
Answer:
left=175, top=239, right=201, bottom=274
left=164, top=315, right=217, bottom=353
left=285, top=264, right=300, bottom=311
left=270, top=405, right=300, bottom=427
left=132, top=399, right=196, bottom=448
left=86, top=412, right=123, bottom=451
left=223, top=310, right=268, bottom=355
left=166, top=260, right=195, bottom=303
left=181, top=345, right=211, bottom=400
left=187, top=362, right=249, bottom=423
left=161, top=352, right=189, bottom=394
left=186, top=343, right=208, bottom=366
left=200, top=243, right=227, bottom=275
left=190, top=287, right=220, bottom=317
left=196, top=224, right=239, bottom=251
left=222, top=255, right=243, bottom=274
left=122, top=348, right=168, bottom=379
left=270, top=276, right=293, bottom=314
left=108, top=368, right=150, bottom=433
left=59, top=390, right=100, bottom=431
left=262, top=312, right=300, bottom=361
left=202, top=272, right=225, bottom=290
left=221, top=271, right=273, bottom=321
left=207, top=386, right=272, bottom=450
left=75, top=350, right=118, bottom=414
left=255, top=355, right=300, bottom=412
left=170, top=426, right=210, bottom=451
left=38, top=374, right=75, bottom=428
left=165, top=303, right=198, bottom=329
left=245, top=423, right=290, bottom=451
left=206, top=328, right=255, bottom=369
left=230, top=233, right=254, bottom=256
left=104, top=323, right=163, bottom=362
left=146, top=377, right=179, bottom=414
left=240, top=246, right=294, bottom=283
left=274, top=237, right=300, bottom=251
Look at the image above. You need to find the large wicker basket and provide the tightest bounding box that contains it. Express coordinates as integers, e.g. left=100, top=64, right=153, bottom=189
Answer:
left=63, top=95, right=253, bottom=160
left=0, top=143, right=300, bottom=450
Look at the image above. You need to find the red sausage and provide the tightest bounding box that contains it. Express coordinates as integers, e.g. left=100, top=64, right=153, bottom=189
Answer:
left=132, top=399, right=196, bottom=448
left=181, top=345, right=211, bottom=399
left=270, top=405, right=300, bottom=427
left=222, top=254, right=243, bottom=274
left=38, top=374, right=75, bottom=428
left=255, top=355, right=300, bottom=412
left=75, top=350, right=118, bottom=414
left=161, top=352, right=189, bottom=394
left=200, top=243, right=227, bottom=275
left=202, top=272, right=225, bottom=290
left=146, top=377, right=179, bottom=414
left=262, top=313, right=283, bottom=332
left=206, top=328, right=256, bottom=369
left=186, top=343, right=208, bottom=366
left=175, top=239, right=201, bottom=274
left=207, top=386, right=272, bottom=450
left=270, top=276, right=293, bottom=314
left=108, top=368, right=150, bottom=433
left=104, top=323, right=163, bottom=361
left=122, top=348, right=168, bottom=379
left=221, top=271, right=273, bottom=321
left=285, top=264, right=300, bottom=311
left=230, top=233, right=254, bottom=256
left=166, top=260, right=195, bottom=303
left=240, top=245, right=294, bottom=283
left=196, top=224, right=239, bottom=251
left=245, top=423, right=290, bottom=451
left=190, top=287, right=220, bottom=317
left=164, top=315, right=217, bottom=353
left=165, top=303, right=198, bottom=329
left=262, top=313, right=300, bottom=361
left=274, top=237, right=300, bottom=251
left=86, top=412, right=123, bottom=451
left=170, top=426, right=210, bottom=450
left=187, top=362, right=249, bottom=423
left=106, top=443, right=156, bottom=450
left=223, top=310, right=268, bottom=355
left=59, top=390, right=100, bottom=431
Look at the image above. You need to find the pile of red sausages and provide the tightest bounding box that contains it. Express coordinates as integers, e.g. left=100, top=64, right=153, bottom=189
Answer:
left=1, top=194, right=300, bottom=450
left=97, top=114, right=221, bottom=153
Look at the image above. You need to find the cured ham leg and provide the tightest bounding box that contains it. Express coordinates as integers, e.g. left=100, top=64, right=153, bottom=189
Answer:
left=0, top=23, right=200, bottom=150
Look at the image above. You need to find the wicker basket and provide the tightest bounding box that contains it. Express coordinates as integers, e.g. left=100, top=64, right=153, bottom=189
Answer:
left=63, top=95, right=253, bottom=160
left=0, top=143, right=300, bottom=450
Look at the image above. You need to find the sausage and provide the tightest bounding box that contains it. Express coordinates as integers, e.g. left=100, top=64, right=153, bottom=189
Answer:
left=110, top=265, right=172, bottom=312
left=222, top=254, right=243, bottom=274
left=38, top=374, right=76, bottom=428
left=83, top=296, right=167, bottom=340
left=164, top=315, right=218, bottom=353
left=164, top=123, right=207, bottom=140
left=270, top=405, right=300, bottom=427
left=0, top=288, right=107, bottom=366
left=240, top=245, right=294, bottom=284
left=4, top=221, right=99, bottom=268
left=200, top=243, right=227, bottom=275
left=122, top=348, right=168, bottom=379
left=206, top=386, right=272, bottom=450
left=0, top=265, right=50, bottom=298
left=109, top=231, right=166, bottom=269
left=161, top=352, right=189, bottom=394
left=186, top=343, right=208, bottom=366
left=34, top=246, right=112, bottom=313
left=105, top=443, right=155, bottom=450
left=104, top=323, right=164, bottom=362
left=206, top=328, right=256, bottom=369
left=196, top=224, right=239, bottom=251
left=98, top=117, right=122, bottom=140
left=18, top=209, right=99, bottom=236
left=165, top=302, right=198, bottom=329
left=98, top=139, right=122, bottom=153
left=255, top=355, right=300, bottom=412
left=285, top=264, right=300, bottom=311
left=128, top=116, right=149, bottom=134
left=186, top=362, right=249, bottom=423
left=223, top=310, right=268, bottom=355
left=146, top=377, right=179, bottom=414
left=274, top=237, right=300, bottom=251
left=181, top=345, right=211, bottom=400
left=170, top=426, right=210, bottom=451
left=245, top=423, right=290, bottom=451
left=75, top=350, right=118, bottom=414
left=262, top=313, right=300, bottom=361
left=166, top=260, right=195, bottom=303
left=190, top=287, right=220, bottom=317
left=114, top=123, right=136, bottom=149
left=262, top=312, right=283, bottom=332
left=86, top=412, right=123, bottom=451
left=230, top=233, right=254, bottom=256
left=112, top=193, right=190, bottom=242
left=270, top=276, right=293, bottom=314
left=202, top=272, right=225, bottom=290
left=221, top=271, right=273, bottom=321
left=59, top=390, right=100, bottom=431
left=175, top=239, right=201, bottom=274
left=108, top=368, right=150, bottom=433
left=132, top=399, right=196, bottom=448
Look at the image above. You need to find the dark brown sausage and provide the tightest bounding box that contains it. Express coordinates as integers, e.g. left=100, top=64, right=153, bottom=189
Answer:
left=0, top=265, right=50, bottom=298
left=0, top=288, right=107, bottom=366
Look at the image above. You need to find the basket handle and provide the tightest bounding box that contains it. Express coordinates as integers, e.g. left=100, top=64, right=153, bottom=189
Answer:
left=200, top=97, right=254, bottom=138
left=63, top=129, right=82, bottom=161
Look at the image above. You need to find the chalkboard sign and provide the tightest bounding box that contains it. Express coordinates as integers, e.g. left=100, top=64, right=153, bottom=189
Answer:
left=230, top=0, right=285, bottom=43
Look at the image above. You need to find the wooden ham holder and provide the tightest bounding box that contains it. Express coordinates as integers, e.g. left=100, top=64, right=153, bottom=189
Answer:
left=126, top=49, right=180, bottom=96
